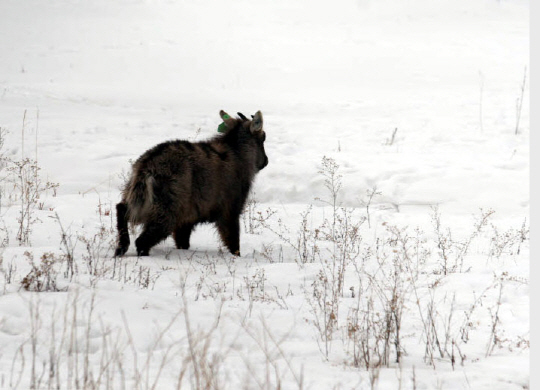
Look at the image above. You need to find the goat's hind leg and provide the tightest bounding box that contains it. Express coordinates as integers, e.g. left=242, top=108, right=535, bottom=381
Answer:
left=173, top=223, right=194, bottom=250
left=135, top=220, right=171, bottom=256
left=115, top=202, right=130, bottom=257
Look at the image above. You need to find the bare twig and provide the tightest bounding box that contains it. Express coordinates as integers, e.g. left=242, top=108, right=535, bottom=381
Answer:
left=515, top=66, right=527, bottom=135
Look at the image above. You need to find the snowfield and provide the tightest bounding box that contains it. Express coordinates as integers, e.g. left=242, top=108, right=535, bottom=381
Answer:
left=0, top=0, right=529, bottom=389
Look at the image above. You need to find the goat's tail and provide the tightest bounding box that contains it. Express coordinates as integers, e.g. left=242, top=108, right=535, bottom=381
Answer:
left=123, top=174, right=155, bottom=224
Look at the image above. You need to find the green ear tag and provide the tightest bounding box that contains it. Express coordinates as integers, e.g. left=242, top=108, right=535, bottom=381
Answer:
left=217, top=113, right=231, bottom=133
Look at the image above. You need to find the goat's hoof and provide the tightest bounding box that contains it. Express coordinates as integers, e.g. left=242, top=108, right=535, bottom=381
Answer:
left=137, top=248, right=150, bottom=257
left=114, top=246, right=128, bottom=257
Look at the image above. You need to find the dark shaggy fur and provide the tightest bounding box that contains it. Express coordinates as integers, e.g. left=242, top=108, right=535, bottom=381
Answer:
left=115, top=110, right=268, bottom=257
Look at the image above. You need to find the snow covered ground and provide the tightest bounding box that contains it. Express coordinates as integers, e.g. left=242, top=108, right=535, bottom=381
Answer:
left=0, top=0, right=529, bottom=389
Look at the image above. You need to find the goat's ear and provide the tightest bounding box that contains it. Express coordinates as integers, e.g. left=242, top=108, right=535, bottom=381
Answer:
left=218, top=110, right=237, bottom=132
left=220, top=110, right=231, bottom=120
left=250, top=111, right=263, bottom=133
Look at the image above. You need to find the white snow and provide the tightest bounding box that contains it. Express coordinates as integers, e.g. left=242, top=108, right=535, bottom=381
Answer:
left=0, top=0, right=529, bottom=389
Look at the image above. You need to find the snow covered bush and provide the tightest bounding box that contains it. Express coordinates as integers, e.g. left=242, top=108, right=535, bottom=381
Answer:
left=20, top=251, right=64, bottom=292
